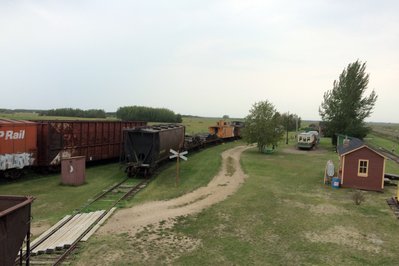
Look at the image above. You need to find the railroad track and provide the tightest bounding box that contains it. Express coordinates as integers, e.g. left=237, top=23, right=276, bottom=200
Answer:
left=386, top=197, right=399, bottom=219
left=379, top=149, right=399, bottom=164
left=366, top=144, right=399, bottom=164
left=17, top=177, right=151, bottom=266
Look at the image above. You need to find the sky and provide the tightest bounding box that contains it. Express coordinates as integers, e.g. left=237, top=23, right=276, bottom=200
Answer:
left=0, top=0, right=398, bottom=122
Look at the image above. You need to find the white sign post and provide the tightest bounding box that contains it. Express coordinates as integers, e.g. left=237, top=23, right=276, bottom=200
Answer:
left=169, top=149, right=188, bottom=186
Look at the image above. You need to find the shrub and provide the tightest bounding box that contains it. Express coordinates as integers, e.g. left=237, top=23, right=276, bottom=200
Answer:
left=352, top=190, right=365, bottom=205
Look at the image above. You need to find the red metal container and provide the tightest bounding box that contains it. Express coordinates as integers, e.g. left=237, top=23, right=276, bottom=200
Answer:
left=36, top=120, right=146, bottom=166
left=61, top=156, right=86, bottom=186
left=0, top=195, right=34, bottom=266
left=0, top=119, right=37, bottom=171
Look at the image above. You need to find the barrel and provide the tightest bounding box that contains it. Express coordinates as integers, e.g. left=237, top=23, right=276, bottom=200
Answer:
left=331, top=177, right=340, bottom=189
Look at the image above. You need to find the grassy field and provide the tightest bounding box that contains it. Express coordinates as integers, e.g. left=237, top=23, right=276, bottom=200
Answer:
left=0, top=163, right=128, bottom=226
left=73, top=138, right=399, bottom=265
left=182, top=116, right=235, bottom=135
left=369, top=122, right=399, bottom=142
left=2, top=114, right=399, bottom=264
left=131, top=140, right=243, bottom=205
left=365, top=133, right=399, bottom=155
left=173, top=143, right=399, bottom=265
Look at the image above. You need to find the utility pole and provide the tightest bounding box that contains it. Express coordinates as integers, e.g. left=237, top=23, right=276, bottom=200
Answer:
left=286, top=111, right=289, bottom=145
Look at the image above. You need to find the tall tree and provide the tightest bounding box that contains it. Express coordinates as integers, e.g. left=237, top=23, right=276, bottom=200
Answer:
left=319, top=60, right=377, bottom=143
left=243, top=100, right=284, bottom=152
left=281, top=112, right=301, bottom=131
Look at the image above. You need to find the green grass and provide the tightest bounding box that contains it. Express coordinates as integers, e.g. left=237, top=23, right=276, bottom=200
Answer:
left=171, top=144, right=399, bottom=265
left=369, top=122, right=399, bottom=142
left=363, top=133, right=399, bottom=174
left=0, top=163, right=127, bottom=224
left=131, top=141, right=243, bottom=205
left=75, top=137, right=399, bottom=265
left=365, top=133, right=399, bottom=156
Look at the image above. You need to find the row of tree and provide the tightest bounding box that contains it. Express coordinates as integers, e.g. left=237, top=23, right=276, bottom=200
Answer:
left=40, top=108, right=107, bottom=118
left=245, top=60, right=378, bottom=152
left=243, top=101, right=301, bottom=152
left=116, top=106, right=182, bottom=123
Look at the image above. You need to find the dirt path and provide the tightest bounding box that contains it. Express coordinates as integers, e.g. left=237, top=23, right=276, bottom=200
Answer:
left=99, top=145, right=250, bottom=236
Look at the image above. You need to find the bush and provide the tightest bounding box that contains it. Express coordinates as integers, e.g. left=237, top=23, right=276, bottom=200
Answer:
left=352, top=190, right=366, bottom=205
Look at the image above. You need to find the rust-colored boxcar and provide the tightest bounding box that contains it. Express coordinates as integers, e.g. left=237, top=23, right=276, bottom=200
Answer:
left=0, top=195, right=34, bottom=266
left=0, top=119, right=37, bottom=172
left=209, top=120, right=235, bottom=139
left=36, top=120, right=146, bottom=166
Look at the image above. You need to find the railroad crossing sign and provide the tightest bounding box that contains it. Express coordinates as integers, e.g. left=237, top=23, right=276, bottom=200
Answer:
left=169, top=149, right=188, bottom=186
left=169, top=149, right=188, bottom=160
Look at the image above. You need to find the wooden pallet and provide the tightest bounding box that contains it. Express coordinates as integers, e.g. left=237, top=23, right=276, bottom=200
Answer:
left=31, top=211, right=105, bottom=255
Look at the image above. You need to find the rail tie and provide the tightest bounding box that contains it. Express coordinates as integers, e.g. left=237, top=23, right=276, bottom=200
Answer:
left=18, top=176, right=152, bottom=266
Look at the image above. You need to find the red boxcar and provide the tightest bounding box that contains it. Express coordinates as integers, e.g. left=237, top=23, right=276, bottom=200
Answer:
left=0, top=119, right=37, bottom=173
left=36, top=120, right=146, bottom=166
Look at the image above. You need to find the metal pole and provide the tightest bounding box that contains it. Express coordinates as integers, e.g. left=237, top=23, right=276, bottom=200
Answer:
left=176, top=153, right=180, bottom=187
left=26, top=206, right=31, bottom=266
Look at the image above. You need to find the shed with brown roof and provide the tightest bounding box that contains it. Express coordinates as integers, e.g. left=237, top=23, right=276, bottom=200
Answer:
left=337, top=138, right=386, bottom=192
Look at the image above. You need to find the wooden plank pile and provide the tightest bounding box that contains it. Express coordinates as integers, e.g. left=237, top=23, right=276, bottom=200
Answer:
left=31, top=210, right=105, bottom=255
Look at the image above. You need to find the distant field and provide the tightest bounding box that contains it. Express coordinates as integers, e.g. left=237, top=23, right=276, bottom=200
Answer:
left=369, top=122, right=399, bottom=143
left=365, top=122, right=399, bottom=160
left=0, top=112, right=117, bottom=121
left=182, top=116, right=223, bottom=134
left=0, top=113, right=228, bottom=133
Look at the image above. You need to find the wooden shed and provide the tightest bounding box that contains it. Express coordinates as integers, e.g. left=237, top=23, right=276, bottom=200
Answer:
left=337, top=138, right=386, bottom=192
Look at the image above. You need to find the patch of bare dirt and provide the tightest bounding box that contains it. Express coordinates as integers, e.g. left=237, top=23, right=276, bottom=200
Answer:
left=282, top=199, right=348, bottom=215
left=31, top=221, right=51, bottom=237
left=131, top=223, right=202, bottom=263
left=99, top=145, right=250, bottom=237
left=305, top=225, right=383, bottom=253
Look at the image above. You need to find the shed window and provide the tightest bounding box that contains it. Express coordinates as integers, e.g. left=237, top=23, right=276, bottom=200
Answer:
left=358, top=159, right=368, bottom=177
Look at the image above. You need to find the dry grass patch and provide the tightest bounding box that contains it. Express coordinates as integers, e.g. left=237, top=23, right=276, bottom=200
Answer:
left=305, top=225, right=384, bottom=253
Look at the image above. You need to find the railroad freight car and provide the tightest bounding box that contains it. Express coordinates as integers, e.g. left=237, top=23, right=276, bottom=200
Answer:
left=36, top=120, right=146, bottom=167
left=0, top=119, right=37, bottom=178
left=208, top=120, right=245, bottom=140
left=231, top=121, right=245, bottom=138
left=123, top=124, right=185, bottom=176
left=209, top=120, right=236, bottom=139
left=0, top=119, right=146, bottom=178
